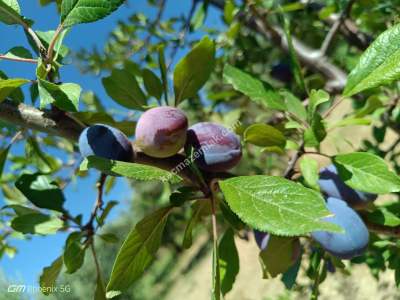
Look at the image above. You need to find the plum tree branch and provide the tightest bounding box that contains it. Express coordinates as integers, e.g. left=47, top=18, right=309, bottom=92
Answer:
left=319, top=0, right=356, bottom=56
left=0, top=54, right=37, bottom=64
left=0, top=100, right=84, bottom=141
left=243, top=1, right=347, bottom=92
left=209, top=0, right=347, bottom=91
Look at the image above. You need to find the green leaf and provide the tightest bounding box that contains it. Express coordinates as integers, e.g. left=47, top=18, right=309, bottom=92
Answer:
left=25, top=136, right=61, bottom=173
left=94, top=274, right=107, bottom=300
left=11, top=213, right=63, bottom=234
left=39, top=256, right=63, bottom=295
left=333, top=152, right=400, bottom=194
left=281, top=257, right=301, bottom=289
left=28, top=30, right=69, bottom=61
left=4, top=204, right=39, bottom=216
left=282, top=16, right=306, bottom=93
left=0, top=145, right=10, bottom=179
left=354, top=96, right=383, bottom=118
left=142, top=68, right=163, bottom=100
left=98, top=233, right=119, bottom=244
left=38, top=79, right=81, bottom=112
left=219, top=228, right=239, bottom=296
left=97, top=200, right=118, bottom=227
left=212, top=230, right=221, bottom=300
left=219, top=176, right=342, bottom=236
left=244, top=124, right=286, bottom=148
left=304, top=113, right=326, bottom=147
left=102, top=69, right=147, bottom=110
left=0, top=78, right=29, bottom=102
left=328, top=117, right=371, bottom=129
left=173, top=36, right=215, bottom=104
left=190, top=1, right=207, bottom=30
left=307, top=89, right=330, bottom=122
left=281, top=90, right=307, bottom=121
left=157, top=45, right=168, bottom=104
left=0, top=0, right=22, bottom=25
left=15, top=173, right=65, bottom=212
left=182, top=200, right=210, bottom=249
left=61, top=0, right=125, bottom=27
left=367, top=206, right=400, bottom=227
left=344, top=23, right=400, bottom=96
left=63, top=232, right=85, bottom=274
left=3, top=46, right=33, bottom=59
left=300, top=157, right=319, bottom=190
left=259, top=236, right=299, bottom=278
left=80, top=156, right=182, bottom=184
left=106, top=207, right=172, bottom=298
left=223, top=64, right=286, bottom=110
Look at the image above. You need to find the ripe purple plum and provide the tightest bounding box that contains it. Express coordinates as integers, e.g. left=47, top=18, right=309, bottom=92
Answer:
left=311, top=197, right=369, bottom=259
left=79, top=124, right=134, bottom=162
left=135, top=106, right=188, bottom=158
left=319, top=164, right=377, bottom=205
left=185, top=122, right=242, bottom=172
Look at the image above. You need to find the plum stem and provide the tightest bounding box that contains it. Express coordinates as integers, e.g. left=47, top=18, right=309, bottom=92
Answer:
left=284, top=143, right=305, bottom=179
left=311, top=257, right=323, bottom=300
left=85, top=173, right=107, bottom=231
left=90, top=239, right=106, bottom=296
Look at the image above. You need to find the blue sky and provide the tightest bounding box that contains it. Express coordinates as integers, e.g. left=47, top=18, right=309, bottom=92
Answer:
left=0, top=0, right=224, bottom=294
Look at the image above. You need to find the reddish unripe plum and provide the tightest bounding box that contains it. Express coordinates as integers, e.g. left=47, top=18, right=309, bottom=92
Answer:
left=185, top=122, right=242, bottom=172
left=318, top=164, right=377, bottom=205
left=135, top=106, right=188, bottom=158
left=311, top=197, right=369, bottom=259
left=79, top=124, right=134, bottom=162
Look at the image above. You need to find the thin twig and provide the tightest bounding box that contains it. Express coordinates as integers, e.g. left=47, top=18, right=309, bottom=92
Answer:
left=144, top=0, right=167, bottom=50
left=9, top=130, right=23, bottom=145
left=85, top=173, right=107, bottom=230
left=322, top=96, right=345, bottom=118
left=167, top=0, right=199, bottom=71
left=283, top=143, right=305, bottom=179
left=0, top=54, right=37, bottom=64
left=304, top=151, right=332, bottom=159
left=46, top=24, right=64, bottom=63
left=311, top=258, right=322, bottom=300
left=0, top=6, right=46, bottom=56
left=209, top=180, right=220, bottom=299
left=319, top=0, right=356, bottom=56
left=90, top=240, right=106, bottom=295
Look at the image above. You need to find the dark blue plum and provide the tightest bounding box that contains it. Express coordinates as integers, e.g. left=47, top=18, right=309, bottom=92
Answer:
left=185, top=122, right=242, bottom=172
left=79, top=124, right=134, bottom=162
left=254, top=230, right=270, bottom=250
left=270, top=62, right=293, bottom=83
left=311, top=197, right=369, bottom=259
left=318, top=164, right=377, bottom=205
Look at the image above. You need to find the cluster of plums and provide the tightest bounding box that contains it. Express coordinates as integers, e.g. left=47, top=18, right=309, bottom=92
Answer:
left=255, top=164, right=374, bottom=260
left=80, top=107, right=372, bottom=260
left=78, top=106, right=242, bottom=172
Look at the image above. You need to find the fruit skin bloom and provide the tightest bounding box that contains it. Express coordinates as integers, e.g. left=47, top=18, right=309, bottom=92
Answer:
left=79, top=124, right=134, bottom=162
left=311, top=197, right=369, bottom=259
left=185, top=122, right=242, bottom=172
left=135, top=106, right=188, bottom=158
